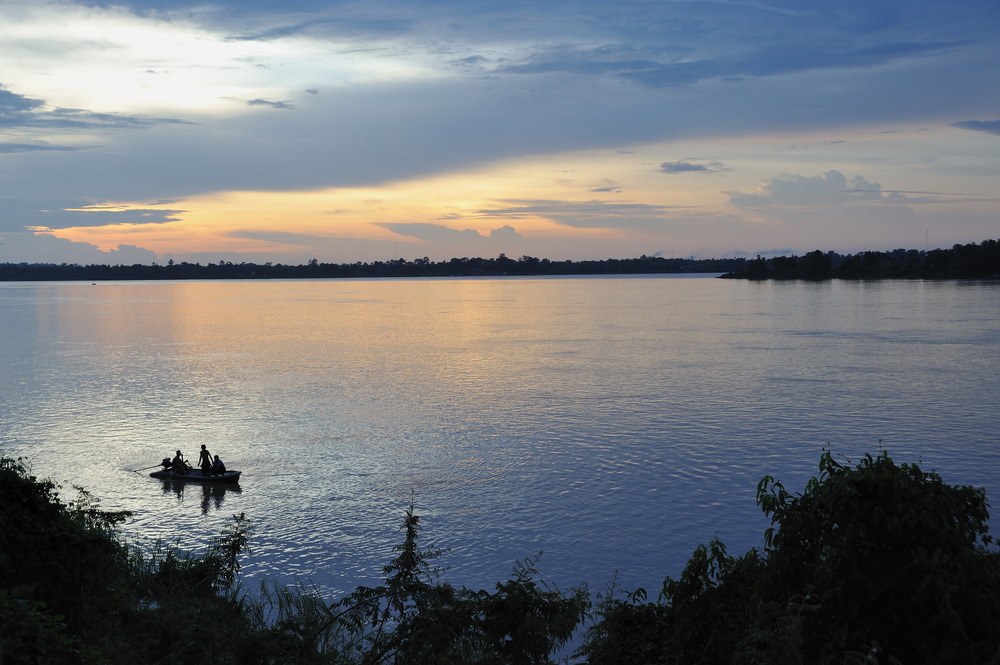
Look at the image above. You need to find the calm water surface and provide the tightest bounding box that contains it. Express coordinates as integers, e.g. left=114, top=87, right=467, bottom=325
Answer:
left=2, top=275, right=999, bottom=600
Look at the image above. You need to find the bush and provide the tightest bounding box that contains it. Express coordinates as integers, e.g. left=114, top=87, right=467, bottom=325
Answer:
left=578, top=450, right=1000, bottom=664
left=0, top=457, right=134, bottom=649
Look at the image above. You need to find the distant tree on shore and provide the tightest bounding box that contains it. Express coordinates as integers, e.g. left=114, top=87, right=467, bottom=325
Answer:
left=720, top=239, right=1000, bottom=280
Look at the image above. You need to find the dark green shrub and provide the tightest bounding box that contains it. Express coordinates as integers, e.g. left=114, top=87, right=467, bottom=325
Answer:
left=578, top=450, right=1000, bottom=665
left=0, top=457, right=134, bottom=642
left=307, top=506, right=588, bottom=665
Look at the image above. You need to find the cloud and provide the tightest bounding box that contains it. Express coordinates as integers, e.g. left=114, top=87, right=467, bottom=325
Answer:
left=727, top=248, right=797, bottom=258
left=660, top=161, right=712, bottom=174
left=2, top=0, right=997, bottom=206
left=228, top=230, right=329, bottom=246
left=214, top=229, right=420, bottom=263
left=226, top=15, right=412, bottom=41
left=728, top=170, right=889, bottom=209
left=373, top=222, right=494, bottom=242
left=489, top=225, right=521, bottom=240
left=499, top=44, right=686, bottom=79
left=952, top=119, right=1000, bottom=135
left=0, top=87, right=43, bottom=116
left=0, top=199, right=184, bottom=232
left=246, top=98, right=296, bottom=110
left=0, top=0, right=996, bottom=265
left=0, top=231, right=157, bottom=264
left=659, top=160, right=729, bottom=174
left=474, top=199, right=700, bottom=229
left=0, top=142, right=83, bottom=153
left=500, top=40, right=969, bottom=89
left=0, top=87, right=186, bottom=133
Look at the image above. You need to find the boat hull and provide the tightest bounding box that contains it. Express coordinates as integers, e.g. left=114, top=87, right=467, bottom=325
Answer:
left=150, top=469, right=241, bottom=483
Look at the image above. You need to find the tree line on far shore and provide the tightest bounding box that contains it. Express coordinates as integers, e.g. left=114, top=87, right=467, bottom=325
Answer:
left=720, top=238, right=1000, bottom=280
left=0, top=254, right=743, bottom=281
left=2, top=238, right=997, bottom=282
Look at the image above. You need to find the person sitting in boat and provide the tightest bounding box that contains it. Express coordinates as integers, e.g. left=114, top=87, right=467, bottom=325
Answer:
left=211, top=454, right=226, bottom=476
left=171, top=450, right=191, bottom=474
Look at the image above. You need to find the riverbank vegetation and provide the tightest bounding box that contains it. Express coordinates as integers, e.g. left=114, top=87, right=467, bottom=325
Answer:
left=2, top=450, right=998, bottom=664
left=720, top=238, right=999, bottom=280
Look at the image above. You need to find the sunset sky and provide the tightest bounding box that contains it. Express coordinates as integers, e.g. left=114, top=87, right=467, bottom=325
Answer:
left=1, top=0, right=997, bottom=265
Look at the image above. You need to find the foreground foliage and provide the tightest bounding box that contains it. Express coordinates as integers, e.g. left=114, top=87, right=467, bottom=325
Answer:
left=2, top=449, right=999, bottom=664
left=577, top=451, right=1000, bottom=664
left=0, top=456, right=585, bottom=665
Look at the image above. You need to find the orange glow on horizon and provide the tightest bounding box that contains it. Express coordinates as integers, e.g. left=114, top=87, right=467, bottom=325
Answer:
left=43, top=124, right=991, bottom=262
left=49, top=148, right=684, bottom=257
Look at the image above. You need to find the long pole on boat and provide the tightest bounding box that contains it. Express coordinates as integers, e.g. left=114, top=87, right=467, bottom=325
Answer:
left=131, top=464, right=163, bottom=473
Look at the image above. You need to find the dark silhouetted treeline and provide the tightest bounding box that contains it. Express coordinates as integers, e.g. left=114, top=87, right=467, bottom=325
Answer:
left=720, top=239, right=1000, bottom=280
left=0, top=254, right=743, bottom=281
left=5, top=240, right=998, bottom=282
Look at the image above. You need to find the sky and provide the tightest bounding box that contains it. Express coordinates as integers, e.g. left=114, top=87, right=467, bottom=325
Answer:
left=0, top=0, right=998, bottom=265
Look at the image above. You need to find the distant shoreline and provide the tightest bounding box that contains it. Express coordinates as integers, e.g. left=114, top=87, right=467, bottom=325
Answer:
left=2, top=239, right=997, bottom=281
left=717, top=239, right=998, bottom=281
left=0, top=254, right=742, bottom=281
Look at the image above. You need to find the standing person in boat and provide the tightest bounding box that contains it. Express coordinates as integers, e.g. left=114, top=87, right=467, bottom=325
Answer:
left=197, top=444, right=212, bottom=476
left=211, top=454, right=226, bottom=476
left=171, top=450, right=190, bottom=473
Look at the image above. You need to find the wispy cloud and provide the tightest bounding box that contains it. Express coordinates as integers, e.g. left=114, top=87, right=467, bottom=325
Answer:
left=228, top=230, right=329, bottom=245
left=227, top=16, right=412, bottom=42
left=0, top=142, right=83, bottom=153
left=659, top=160, right=729, bottom=174
left=952, top=119, right=1000, bottom=135
left=247, top=98, right=296, bottom=110
left=0, top=88, right=188, bottom=136
left=475, top=199, right=700, bottom=229
left=372, top=222, right=522, bottom=242
left=0, top=198, right=184, bottom=232
left=500, top=40, right=969, bottom=88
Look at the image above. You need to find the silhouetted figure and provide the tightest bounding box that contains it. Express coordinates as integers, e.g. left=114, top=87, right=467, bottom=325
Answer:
left=212, top=455, right=226, bottom=476
left=171, top=450, right=191, bottom=474
left=198, top=444, right=212, bottom=476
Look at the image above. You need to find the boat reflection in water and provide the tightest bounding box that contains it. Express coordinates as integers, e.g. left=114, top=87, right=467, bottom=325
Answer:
left=159, top=479, right=243, bottom=514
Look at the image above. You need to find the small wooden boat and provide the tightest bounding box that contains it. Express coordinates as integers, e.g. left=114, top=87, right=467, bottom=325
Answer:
left=150, top=468, right=242, bottom=483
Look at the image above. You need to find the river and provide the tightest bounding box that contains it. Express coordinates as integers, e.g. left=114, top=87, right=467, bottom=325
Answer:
left=2, top=275, right=998, bottom=602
